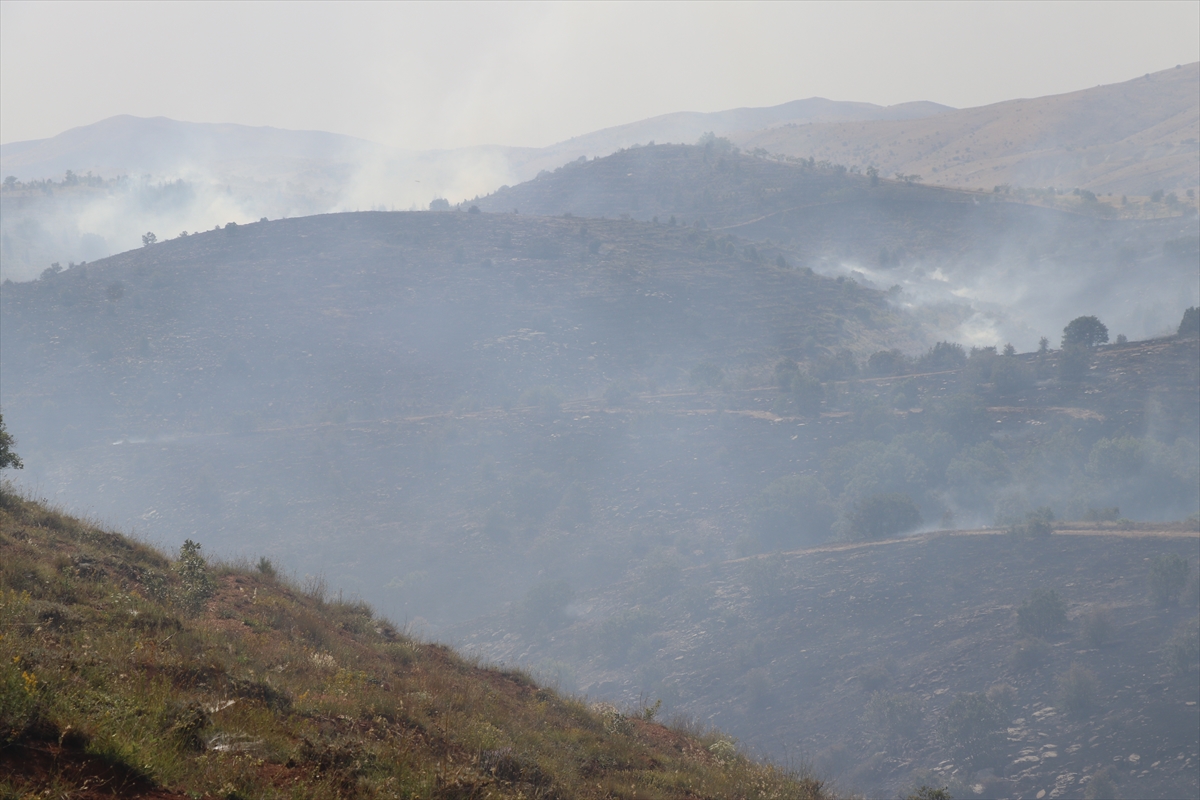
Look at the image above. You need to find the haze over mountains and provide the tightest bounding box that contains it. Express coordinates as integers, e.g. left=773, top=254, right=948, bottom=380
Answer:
left=2, top=64, right=1196, bottom=284
left=2, top=53, right=1199, bottom=800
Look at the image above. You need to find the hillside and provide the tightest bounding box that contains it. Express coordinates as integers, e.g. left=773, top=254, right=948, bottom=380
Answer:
left=737, top=63, right=1200, bottom=197
left=477, top=143, right=1200, bottom=348
left=0, top=488, right=827, bottom=799
left=0, top=211, right=919, bottom=626
left=455, top=522, right=1200, bottom=800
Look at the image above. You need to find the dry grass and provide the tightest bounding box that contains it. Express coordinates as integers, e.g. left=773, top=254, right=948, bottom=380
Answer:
left=0, top=485, right=828, bottom=799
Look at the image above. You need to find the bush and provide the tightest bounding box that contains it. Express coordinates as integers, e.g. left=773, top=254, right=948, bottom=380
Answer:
left=1058, top=663, right=1099, bottom=718
left=915, top=341, right=967, bottom=372
left=846, top=493, right=922, bottom=540
left=1017, top=589, right=1067, bottom=638
left=1009, top=507, right=1054, bottom=538
left=937, top=692, right=1007, bottom=770
left=1149, top=554, right=1190, bottom=607
left=867, top=349, right=909, bottom=377
left=176, top=540, right=215, bottom=615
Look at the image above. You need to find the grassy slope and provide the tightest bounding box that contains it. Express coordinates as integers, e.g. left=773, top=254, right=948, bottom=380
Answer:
left=0, top=488, right=825, bottom=800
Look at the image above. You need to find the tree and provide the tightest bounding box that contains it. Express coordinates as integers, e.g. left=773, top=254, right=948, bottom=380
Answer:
left=1062, top=316, right=1108, bottom=348
left=0, top=412, right=23, bottom=471
left=915, top=341, right=966, bottom=372
left=867, top=349, right=908, bottom=377
left=141, top=231, right=157, bottom=247
left=1179, top=307, right=1199, bottom=338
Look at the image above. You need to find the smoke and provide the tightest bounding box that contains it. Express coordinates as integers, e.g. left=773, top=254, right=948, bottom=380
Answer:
left=826, top=222, right=1200, bottom=352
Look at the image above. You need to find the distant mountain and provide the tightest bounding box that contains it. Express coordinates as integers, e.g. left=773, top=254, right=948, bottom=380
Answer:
left=736, top=63, right=1200, bottom=196
left=0, top=98, right=953, bottom=185
left=0, top=114, right=397, bottom=182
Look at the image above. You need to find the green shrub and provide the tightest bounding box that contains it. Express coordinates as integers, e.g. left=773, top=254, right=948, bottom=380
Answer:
left=1058, top=663, right=1099, bottom=718
left=1017, top=588, right=1067, bottom=637
left=937, top=692, right=1007, bottom=770
left=1149, top=554, right=1190, bottom=607
left=176, top=539, right=215, bottom=615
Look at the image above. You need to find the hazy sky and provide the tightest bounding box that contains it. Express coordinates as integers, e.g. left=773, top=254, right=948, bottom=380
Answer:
left=2, top=1, right=1198, bottom=150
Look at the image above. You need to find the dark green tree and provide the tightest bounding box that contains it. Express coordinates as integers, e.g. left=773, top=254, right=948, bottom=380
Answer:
left=1061, top=316, right=1108, bottom=348
left=0, top=412, right=23, bottom=471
